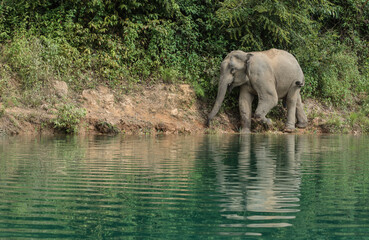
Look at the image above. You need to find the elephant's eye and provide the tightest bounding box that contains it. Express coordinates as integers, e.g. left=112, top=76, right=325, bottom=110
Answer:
left=230, top=68, right=236, bottom=74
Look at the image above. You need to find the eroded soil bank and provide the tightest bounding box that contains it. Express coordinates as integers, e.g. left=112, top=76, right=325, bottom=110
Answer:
left=0, top=81, right=362, bottom=136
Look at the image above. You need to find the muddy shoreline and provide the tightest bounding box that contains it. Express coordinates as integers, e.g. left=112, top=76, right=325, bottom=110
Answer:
left=0, top=82, right=363, bottom=137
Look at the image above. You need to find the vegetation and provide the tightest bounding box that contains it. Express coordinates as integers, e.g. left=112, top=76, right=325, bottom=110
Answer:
left=52, top=104, right=86, bottom=133
left=0, top=0, right=368, bottom=133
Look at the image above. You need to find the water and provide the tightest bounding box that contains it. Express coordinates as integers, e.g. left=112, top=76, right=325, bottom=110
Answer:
left=1, top=134, right=369, bottom=239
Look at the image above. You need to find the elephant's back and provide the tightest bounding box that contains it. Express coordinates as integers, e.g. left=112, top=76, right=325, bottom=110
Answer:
left=265, top=49, right=303, bottom=77
left=260, top=49, right=304, bottom=97
left=261, top=49, right=297, bottom=62
left=260, top=48, right=280, bottom=59
left=250, top=48, right=303, bottom=76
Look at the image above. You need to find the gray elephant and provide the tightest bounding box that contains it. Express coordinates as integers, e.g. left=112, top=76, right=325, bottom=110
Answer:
left=208, top=48, right=308, bottom=133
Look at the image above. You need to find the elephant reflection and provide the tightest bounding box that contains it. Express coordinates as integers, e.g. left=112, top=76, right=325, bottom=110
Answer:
left=208, top=135, right=306, bottom=225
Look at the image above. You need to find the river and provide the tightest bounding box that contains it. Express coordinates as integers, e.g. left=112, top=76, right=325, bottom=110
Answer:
left=1, top=134, right=369, bottom=239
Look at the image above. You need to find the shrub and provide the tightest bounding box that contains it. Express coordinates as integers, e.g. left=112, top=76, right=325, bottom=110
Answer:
left=349, top=110, right=369, bottom=133
left=324, top=113, right=345, bottom=133
left=0, top=106, right=5, bottom=118
left=320, top=50, right=363, bottom=106
left=2, top=34, right=49, bottom=89
left=52, top=104, right=86, bottom=134
left=0, top=63, right=11, bottom=96
left=296, top=34, right=367, bottom=108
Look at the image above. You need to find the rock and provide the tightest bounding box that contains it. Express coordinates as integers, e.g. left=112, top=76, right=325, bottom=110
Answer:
left=53, top=81, right=68, bottom=98
left=179, top=84, right=191, bottom=93
left=155, top=122, right=168, bottom=132
left=41, top=104, right=49, bottom=111
left=0, top=129, right=6, bottom=136
left=82, top=89, right=98, bottom=106
left=95, top=121, right=120, bottom=134
left=171, top=108, right=178, bottom=116
left=82, top=86, right=115, bottom=109
left=96, top=85, right=110, bottom=94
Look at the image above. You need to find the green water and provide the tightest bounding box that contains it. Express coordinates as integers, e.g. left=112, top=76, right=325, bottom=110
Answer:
left=1, top=134, right=369, bottom=239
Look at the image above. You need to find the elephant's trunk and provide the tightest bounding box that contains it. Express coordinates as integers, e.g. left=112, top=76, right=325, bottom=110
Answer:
left=207, top=81, right=228, bottom=125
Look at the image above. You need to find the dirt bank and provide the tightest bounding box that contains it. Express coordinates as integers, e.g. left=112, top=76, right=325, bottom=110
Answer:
left=0, top=81, right=361, bottom=136
left=0, top=83, right=238, bottom=136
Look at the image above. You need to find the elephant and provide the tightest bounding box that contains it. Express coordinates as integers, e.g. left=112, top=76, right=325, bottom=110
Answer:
left=207, top=48, right=308, bottom=133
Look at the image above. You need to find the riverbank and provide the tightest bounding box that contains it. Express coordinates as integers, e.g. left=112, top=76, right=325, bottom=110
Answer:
left=1, top=81, right=367, bottom=136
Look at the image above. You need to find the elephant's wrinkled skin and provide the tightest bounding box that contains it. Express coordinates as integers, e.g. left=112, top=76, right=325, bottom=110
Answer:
left=208, top=49, right=308, bottom=133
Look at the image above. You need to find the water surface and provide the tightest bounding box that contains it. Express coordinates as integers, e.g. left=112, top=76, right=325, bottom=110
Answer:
left=1, top=134, right=369, bottom=239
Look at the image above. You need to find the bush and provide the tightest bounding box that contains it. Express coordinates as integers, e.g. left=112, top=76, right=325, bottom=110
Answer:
left=52, top=104, right=86, bottom=134
left=295, top=34, right=368, bottom=107
left=1, top=33, right=82, bottom=89
left=0, top=62, right=11, bottom=96
left=321, top=50, right=364, bottom=105
left=349, top=112, right=369, bottom=133
left=0, top=106, right=5, bottom=118
left=2, top=34, right=50, bottom=89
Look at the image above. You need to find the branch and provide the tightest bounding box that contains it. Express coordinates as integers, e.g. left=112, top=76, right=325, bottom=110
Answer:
left=362, top=0, right=369, bottom=10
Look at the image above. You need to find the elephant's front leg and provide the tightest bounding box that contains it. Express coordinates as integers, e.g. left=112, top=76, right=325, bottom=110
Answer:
left=239, top=85, right=254, bottom=133
left=254, top=90, right=278, bottom=127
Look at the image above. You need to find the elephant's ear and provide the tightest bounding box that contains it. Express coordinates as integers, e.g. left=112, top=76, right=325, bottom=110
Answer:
left=245, top=53, right=253, bottom=77
left=229, top=56, right=237, bottom=71
left=229, top=55, right=245, bottom=71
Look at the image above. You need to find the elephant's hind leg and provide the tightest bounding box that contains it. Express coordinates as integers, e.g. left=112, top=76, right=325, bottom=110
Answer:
left=296, top=93, right=308, bottom=128
left=284, top=88, right=300, bottom=132
left=239, top=85, right=254, bottom=133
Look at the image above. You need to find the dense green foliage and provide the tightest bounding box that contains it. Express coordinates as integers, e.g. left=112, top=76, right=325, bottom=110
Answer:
left=0, top=0, right=368, bottom=108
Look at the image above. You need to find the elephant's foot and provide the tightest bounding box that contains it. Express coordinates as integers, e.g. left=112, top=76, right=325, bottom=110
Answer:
left=254, top=115, right=273, bottom=128
left=296, top=121, right=308, bottom=129
left=252, top=117, right=272, bottom=132
left=264, top=118, right=273, bottom=126
left=240, top=128, right=251, bottom=134
left=284, top=127, right=295, bottom=133
left=284, top=123, right=296, bottom=133
left=260, top=118, right=273, bottom=130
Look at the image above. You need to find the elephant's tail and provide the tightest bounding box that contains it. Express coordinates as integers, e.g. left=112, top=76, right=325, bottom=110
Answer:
left=295, top=80, right=304, bottom=87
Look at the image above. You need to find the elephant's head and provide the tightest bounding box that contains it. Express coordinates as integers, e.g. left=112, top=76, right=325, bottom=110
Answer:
left=207, top=51, right=253, bottom=125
